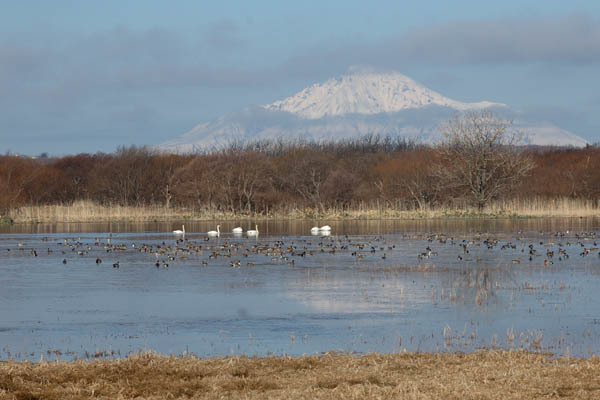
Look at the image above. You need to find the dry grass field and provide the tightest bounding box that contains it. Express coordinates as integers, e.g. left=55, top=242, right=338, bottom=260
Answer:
left=1, top=351, right=599, bottom=399
left=7, top=197, right=599, bottom=223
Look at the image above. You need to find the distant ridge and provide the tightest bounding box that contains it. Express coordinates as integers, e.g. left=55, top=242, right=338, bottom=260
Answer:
left=161, top=68, right=587, bottom=151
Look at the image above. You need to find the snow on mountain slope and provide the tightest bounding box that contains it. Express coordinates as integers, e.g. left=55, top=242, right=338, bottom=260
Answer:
left=264, top=69, right=504, bottom=119
left=519, top=123, right=588, bottom=147
left=161, top=69, right=587, bottom=152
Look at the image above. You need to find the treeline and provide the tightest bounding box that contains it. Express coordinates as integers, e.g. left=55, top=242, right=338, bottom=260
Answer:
left=1, top=136, right=599, bottom=215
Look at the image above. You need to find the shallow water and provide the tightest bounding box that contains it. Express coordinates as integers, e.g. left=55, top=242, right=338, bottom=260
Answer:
left=1, top=218, right=599, bottom=361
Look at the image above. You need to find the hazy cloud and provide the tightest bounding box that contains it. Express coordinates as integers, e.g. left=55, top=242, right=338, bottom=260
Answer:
left=0, top=25, right=257, bottom=96
left=1, top=13, right=599, bottom=154
left=398, top=14, right=600, bottom=65
left=0, top=25, right=266, bottom=120
left=203, top=19, right=246, bottom=51
left=275, top=14, right=600, bottom=81
left=4, top=14, right=597, bottom=108
left=524, top=104, right=588, bottom=124
left=0, top=42, right=51, bottom=78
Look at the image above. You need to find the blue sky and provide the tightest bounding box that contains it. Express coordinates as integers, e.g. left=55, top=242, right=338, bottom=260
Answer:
left=1, top=1, right=599, bottom=155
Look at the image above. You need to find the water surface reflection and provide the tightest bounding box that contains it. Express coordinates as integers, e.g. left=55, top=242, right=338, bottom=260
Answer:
left=2, top=216, right=599, bottom=235
left=0, top=218, right=599, bottom=360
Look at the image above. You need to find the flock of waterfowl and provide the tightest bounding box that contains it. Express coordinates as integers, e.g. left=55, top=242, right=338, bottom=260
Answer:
left=173, top=224, right=328, bottom=239
left=173, top=224, right=260, bottom=238
left=4, top=226, right=599, bottom=273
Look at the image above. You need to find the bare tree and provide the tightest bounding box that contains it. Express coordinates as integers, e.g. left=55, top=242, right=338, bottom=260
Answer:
left=435, top=111, right=534, bottom=210
left=272, top=148, right=332, bottom=212
left=233, top=151, right=271, bottom=212
left=0, top=156, right=37, bottom=212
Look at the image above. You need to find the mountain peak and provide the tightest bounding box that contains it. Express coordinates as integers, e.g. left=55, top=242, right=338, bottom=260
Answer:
left=161, top=68, right=586, bottom=152
left=264, top=67, right=504, bottom=119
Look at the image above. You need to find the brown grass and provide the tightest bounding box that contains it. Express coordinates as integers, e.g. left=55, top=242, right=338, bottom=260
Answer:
left=6, top=197, right=599, bottom=223
left=482, top=197, right=600, bottom=218
left=1, top=351, right=599, bottom=399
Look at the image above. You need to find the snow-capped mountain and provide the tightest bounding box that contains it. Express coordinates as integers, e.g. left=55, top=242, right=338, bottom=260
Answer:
left=264, top=69, right=503, bottom=118
left=162, top=68, right=588, bottom=151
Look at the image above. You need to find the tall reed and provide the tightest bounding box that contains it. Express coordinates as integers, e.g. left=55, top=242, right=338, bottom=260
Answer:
left=7, top=197, right=598, bottom=223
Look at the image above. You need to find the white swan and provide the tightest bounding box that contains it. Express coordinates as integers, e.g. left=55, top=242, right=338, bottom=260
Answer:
left=232, top=227, right=243, bottom=234
left=246, top=224, right=259, bottom=237
left=207, top=225, right=220, bottom=237
left=173, top=225, right=185, bottom=235
left=319, top=225, right=331, bottom=232
left=310, top=226, right=320, bottom=235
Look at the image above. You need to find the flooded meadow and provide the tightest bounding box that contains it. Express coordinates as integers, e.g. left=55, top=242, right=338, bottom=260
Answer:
left=1, top=218, right=599, bottom=361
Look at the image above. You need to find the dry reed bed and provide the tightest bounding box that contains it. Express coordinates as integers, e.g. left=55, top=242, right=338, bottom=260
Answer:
left=1, top=351, right=599, bottom=399
left=7, top=197, right=600, bottom=223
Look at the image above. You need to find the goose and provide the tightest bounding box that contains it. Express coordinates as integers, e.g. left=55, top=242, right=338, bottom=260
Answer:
left=207, top=225, right=220, bottom=237
left=319, top=225, right=332, bottom=232
left=173, top=225, right=185, bottom=235
left=247, top=225, right=259, bottom=237
left=232, top=227, right=243, bottom=234
left=310, top=226, right=320, bottom=235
